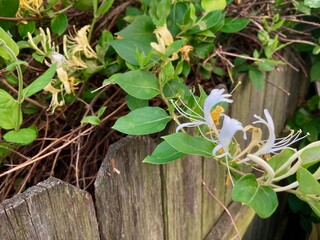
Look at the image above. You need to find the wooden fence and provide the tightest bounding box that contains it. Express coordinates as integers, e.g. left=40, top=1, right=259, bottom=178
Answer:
left=0, top=60, right=308, bottom=240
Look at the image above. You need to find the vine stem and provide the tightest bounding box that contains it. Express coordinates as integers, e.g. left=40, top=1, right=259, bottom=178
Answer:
left=202, top=179, right=241, bottom=240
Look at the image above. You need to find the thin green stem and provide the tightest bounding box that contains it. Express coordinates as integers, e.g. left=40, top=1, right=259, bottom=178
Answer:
left=88, top=17, right=97, bottom=43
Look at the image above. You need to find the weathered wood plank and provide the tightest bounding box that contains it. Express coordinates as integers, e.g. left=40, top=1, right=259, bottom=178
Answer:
left=162, top=154, right=203, bottom=240
left=202, top=157, right=227, bottom=238
left=204, top=202, right=255, bottom=240
left=94, top=135, right=164, bottom=240
left=0, top=177, right=100, bottom=240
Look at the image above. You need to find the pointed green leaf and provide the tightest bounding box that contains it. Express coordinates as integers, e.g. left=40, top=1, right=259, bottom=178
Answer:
left=115, top=70, right=159, bottom=100
left=220, top=18, right=251, bottom=33
left=22, top=64, right=57, bottom=98
left=297, top=167, right=320, bottom=195
left=96, top=0, right=114, bottom=16
left=112, top=107, right=170, bottom=135
left=143, top=141, right=185, bottom=164
left=232, top=174, right=278, bottom=218
left=109, top=16, right=156, bottom=65
left=162, top=132, right=215, bottom=157
left=81, top=116, right=101, bottom=125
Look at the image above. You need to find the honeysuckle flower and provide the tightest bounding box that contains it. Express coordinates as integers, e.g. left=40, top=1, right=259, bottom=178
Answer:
left=16, top=0, right=43, bottom=18
left=179, top=45, right=194, bottom=62
left=44, top=82, right=64, bottom=114
left=49, top=52, right=66, bottom=68
left=204, top=89, right=233, bottom=134
left=174, top=88, right=233, bottom=142
left=64, top=26, right=97, bottom=59
left=252, top=109, right=306, bottom=156
left=150, top=24, right=174, bottom=54
left=67, top=55, right=88, bottom=69
left=151, top=24, right=179, bottom=60
left=212, top=114, right=246, bottom=158
left=56, top=67, right=72, bottom=94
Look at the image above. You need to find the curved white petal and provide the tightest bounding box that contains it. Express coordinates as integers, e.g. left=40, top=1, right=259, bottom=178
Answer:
left=203, top=89, right=233, bottom=128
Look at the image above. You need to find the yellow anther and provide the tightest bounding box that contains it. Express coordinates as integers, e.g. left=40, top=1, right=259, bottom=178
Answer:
left=211, top=106, right=224, bottom=125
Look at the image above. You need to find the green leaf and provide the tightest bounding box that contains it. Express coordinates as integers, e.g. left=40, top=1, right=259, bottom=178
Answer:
left=301, top=144, right=320, bottom=168
left=81, top=116, right=101, bottom=125
left=162, top=132, right=215, bottom=157
left=96, top=0, right=114, bottom=16
left=0, top=0, right=19, bottom=30
left=201, top=0, right=226, bottom=12
left=109, top=16, right=156, bottom=65
left=3, top=126, right=38, bottom=145
left=23, top=64, right=57, bottom=98
left=297, top=167, right=320, bottom=195
left=232, top=174, right=278, bottom=218
left=0, top=142, right=13, bottom=156
left=304, top=0, right=320, bottom=8
left=0, top=89, right=16, bottom=109
left=0, top=27, right=19, bottom=60
left=0, top=104, right=22, bottom=130
left=125, top=95, right=148, bottom=111
left=220, top=18, right=251, bottom=33
left=310, top=61, right=320, bottom=82
left=115, top=70, right=159, bottom=100
left=73, top=0, right=93, bottom=10
left=98, top=106, right=107, bottom=118
left=18, top=21, right=36, bottom=38
left=143, top=141, right=185, bottom=164
left=51, top=13, right=68, bottom=35
left=249, top=67, right=265, bottom=89
left=112, top=107, right=170, bottom=135
left=268, top=148, right=296, bottom=177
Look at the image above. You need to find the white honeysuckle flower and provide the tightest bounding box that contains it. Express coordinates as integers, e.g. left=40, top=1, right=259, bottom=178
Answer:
left=204, top=89, right=233, bottom=134
left=48, top=51, right=66, bottom=68
left=252, top=109, right=306, bottom=156
left=174, top=88, right=233, bottom=142
left=212, top=114, right=246, bottom=158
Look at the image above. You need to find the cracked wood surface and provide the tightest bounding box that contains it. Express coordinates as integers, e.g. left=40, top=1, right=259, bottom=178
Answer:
left=0, top=177, right=100, bottom=240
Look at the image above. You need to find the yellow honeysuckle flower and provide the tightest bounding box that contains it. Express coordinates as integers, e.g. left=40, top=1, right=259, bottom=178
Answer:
left=56, top=67, right=71, bottom=94
left=179, top=45, right=194, bottom=62
left=150, top=24, right=174, bottom=54
left=44, top=82, right=64, bottom=114
left=16, top=0, right=43, bottom=18
left=65, top=25, right=97, bottom=59
left=67, top=55, right=88, bottom=69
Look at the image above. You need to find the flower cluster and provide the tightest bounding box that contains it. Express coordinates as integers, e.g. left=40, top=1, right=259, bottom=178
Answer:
left=27, top=26, right=98, bottom=114
left=174, top=88, right=307, bottom=186
left=16, top=0, right=43, bottom=18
